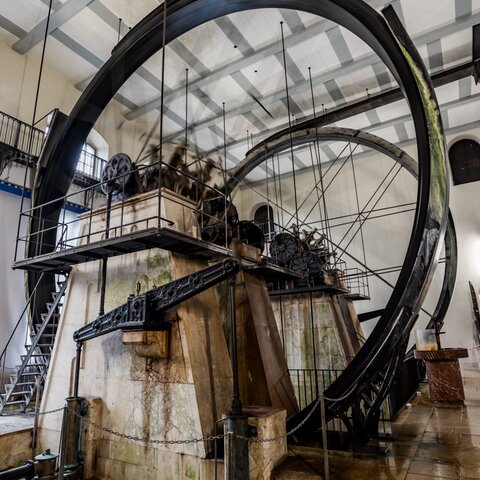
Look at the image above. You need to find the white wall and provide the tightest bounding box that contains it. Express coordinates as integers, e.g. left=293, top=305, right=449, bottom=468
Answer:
left=235, top=127, right=480, bottom=352
left=0, top=191, right=28, bottom=382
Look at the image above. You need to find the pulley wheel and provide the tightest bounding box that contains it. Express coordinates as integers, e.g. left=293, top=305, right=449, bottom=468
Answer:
left=289, top=250, right=323, bottom=277
left=100, top=153, right=133, bottom=195
left=270, top=232, right=301, bottom=265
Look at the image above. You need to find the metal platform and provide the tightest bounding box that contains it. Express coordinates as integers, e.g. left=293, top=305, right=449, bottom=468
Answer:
left=268, top=283, right=349, bottom=297
left=344, top=293, right=371, bottom=301
left=243, top=261, right=303, bottom=282
left=12, top=227, right=231, bottom=273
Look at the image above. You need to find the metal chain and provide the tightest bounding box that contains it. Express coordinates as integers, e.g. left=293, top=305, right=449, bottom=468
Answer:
left=0, top=406, right=65, bottom=417
left=7, top=383, right=359, bottom=445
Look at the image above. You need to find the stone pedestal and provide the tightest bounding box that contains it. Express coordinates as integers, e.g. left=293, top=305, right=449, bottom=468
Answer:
left=414, top=348, right=469, bottom=406
left=245, top=407, right=287, bottom=480
left=223, top=407, right=287, bottom=480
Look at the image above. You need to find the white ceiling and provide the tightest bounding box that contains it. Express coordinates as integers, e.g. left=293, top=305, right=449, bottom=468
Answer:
left=0, top=0, right=479, bottom=181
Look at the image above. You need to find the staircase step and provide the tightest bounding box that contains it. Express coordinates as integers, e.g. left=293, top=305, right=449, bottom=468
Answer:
left=7, top=390, right=32, bottom=396
left=22, top=353, right=51, bottom=358
left=4, top=400, right=26, bottom=405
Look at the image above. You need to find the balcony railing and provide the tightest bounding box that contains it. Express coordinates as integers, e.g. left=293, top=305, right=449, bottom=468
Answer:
left=0, top=110, right=106, bottom=182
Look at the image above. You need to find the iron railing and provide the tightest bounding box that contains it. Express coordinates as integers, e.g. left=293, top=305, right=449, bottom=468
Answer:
left=289, top=367, right=391, bottom=434
left=0, top=111, right=44, bottom=161
left=0, top=110, right=105, bottom=181
left=14, top=161, right=231, bottom=263
left=343, top=267, right=370, bottom=299
left=0, top=273, right=44, bottom=394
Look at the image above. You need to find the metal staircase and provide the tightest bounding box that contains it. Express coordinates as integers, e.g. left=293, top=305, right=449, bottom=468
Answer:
left=0, top=276, right=68, bottom=414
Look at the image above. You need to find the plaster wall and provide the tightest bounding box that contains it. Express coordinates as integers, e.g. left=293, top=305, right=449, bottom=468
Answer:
left=234, top=126, right=480, bottom=353
left=0, top=191, right=27, bottom=385
left=0, top=38, right=152, bottom=161
left=37, top=192, right=234, bottom=479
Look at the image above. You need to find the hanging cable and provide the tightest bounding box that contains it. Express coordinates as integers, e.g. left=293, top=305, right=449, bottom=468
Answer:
left=276, top=153, right=285, bottom=227
left=184, top=68, right=189, bottom=163
left=222, top=102, right=227, bottom=173
left=117, top=18, right=122, bottom=44
left=308, top=67, right=333, bottom=249
left=280, top=21, right=299, bottom=227
left=350, top=143, right=368, bottom=268
left=157, top=0, right=168, bottom=225
left=16, top=0, right=53, bottom=262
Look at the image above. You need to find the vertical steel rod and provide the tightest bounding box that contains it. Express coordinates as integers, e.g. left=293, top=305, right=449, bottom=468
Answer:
left=229, top=277, right=242, bottom=415
left=73, top=342, right=83, bottom=398
left=280, top=21, right=299, bottom=226
left=309, top=292, right=319, bottom=397
left=98, top=192, right=112, bottom=316
left=319, top=393, right=330, bottom=480
left=157, top=0, right=168, bottom=228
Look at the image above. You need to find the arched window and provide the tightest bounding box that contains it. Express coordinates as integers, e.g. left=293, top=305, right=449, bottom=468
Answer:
left=448, top=139, right=480, bottom=185
left=254, top=204, right=275, bottom=236
left=77, top=143, right=97, bottom=178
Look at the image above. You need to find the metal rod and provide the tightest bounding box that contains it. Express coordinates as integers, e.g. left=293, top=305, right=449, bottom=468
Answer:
left=73, top=342, right=83, bottom=398
left=283, top=139, right=358, bottom=229
left=98, top=192, right=112, bottom=316
left=351, top=143, right=368, bottom=266
left=319, top=392, right=330, bottom=480
left=336, top=164, right=402, bottom=259
left=309, top=292, right=319, bottom=397
left=223, top=102, right=227, bottom=173
left=229, top=276, right=242, bottom=415
left=157, top=0, right=168, bottom=227
left=58, top=405, right=68, bottom=479
left=185, top=68, right=189, bottom=164
left=31, top=375, right=41, bottom=452
left=117, top=17, right=122, bottom=44
left=308, top=66, right=332, bottom=245
left=15, top=0, right=53, bottom=261
left=280, top=21, right=299, bottom=226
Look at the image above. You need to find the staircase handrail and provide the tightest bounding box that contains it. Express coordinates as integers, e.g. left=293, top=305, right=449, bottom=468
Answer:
left=12, top=279, right=68, bottom=381
left=0, top=272, right=45, bottom=387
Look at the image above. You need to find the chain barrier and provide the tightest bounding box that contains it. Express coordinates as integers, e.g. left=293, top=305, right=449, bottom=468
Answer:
left=4, top=381, right=360, bottom=445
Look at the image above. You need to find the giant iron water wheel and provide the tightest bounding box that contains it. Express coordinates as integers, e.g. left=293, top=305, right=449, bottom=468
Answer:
left=26, top=0, right=449, bottom=446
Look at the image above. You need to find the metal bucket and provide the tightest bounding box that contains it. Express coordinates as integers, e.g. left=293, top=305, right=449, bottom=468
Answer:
left=34, top=449, right=58, bottom=479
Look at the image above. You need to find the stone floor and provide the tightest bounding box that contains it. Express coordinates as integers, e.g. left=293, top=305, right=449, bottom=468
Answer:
left=274, top=365, right=480, bottom=480
left=0, top=413, right=33, bottom=435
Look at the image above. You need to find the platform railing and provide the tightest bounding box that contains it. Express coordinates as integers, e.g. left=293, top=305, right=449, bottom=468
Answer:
left=289, top=367, right=391, bottom=434
left=0, top=111, right=44, bottom=160
left=14, top=160, right=230, bottom=263
left=343, top=267, right=370, bottom=299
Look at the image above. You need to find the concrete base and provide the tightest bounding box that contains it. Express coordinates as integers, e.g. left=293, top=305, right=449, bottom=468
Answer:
left=0, top=416, right=33, bottom=471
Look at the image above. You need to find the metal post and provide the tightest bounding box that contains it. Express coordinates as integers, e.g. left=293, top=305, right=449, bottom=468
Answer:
left=98, top=192, right=112, bottom=316
left=225, top=276, right=249, bottom=480
left=31, top=375, right=42, bottom=452
left=73, top=342, right=83, bottom=399
left=229, top=278, right=241, bottom=416
left=59, top=397, right=85, bottom=476
left=319, top=393, right=330, bottom=480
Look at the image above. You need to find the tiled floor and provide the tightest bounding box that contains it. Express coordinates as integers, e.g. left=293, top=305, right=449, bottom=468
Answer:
left=275, top=366, right=480, bottom=479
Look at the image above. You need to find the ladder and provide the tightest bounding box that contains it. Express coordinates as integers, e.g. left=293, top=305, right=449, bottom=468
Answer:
left=0, top=276, right=68, bottom=414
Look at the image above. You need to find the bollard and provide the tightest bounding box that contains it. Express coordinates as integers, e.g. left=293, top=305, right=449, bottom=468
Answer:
left=225, top=414, right=249, bottom=480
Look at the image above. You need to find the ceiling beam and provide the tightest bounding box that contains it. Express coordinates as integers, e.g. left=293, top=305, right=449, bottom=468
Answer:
left=211, top=71, right=480, bottom=155
left=202, top=61, right=474, bottom=156
left=159, top=12, right=480, bottom=143
left=241, top=113, right=480, bottom=189
left=12, top=0, right=96, bottom=54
